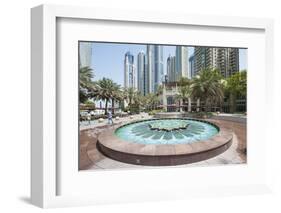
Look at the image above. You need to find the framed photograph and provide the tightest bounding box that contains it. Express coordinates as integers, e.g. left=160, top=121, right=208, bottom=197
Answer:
left=31, top=4, right=274, bottom=208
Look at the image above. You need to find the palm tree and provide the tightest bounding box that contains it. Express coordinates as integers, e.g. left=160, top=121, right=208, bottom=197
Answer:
left=155, top=85, right=164, bottom=110
left=111, top=83, right=122, bottom=114
left=125, top=87, right=136, bottom=107
left=175, top=84, right=192, bottom=112
left=79, top=66, right=96, bottom=104
left=156, top=85, right=163, bottom=96
left=137, top=94, right=147, bottom=111
left=191, top=69, right=224, bottom=112
left=79, top=66, right=94, bottom=89
left=132, top=91, right=143, bottom=113
left=178, top=77, right=190, bottom=87
left=124, top=88, right=146, bottom=113
left=177, top=77, right=192, bottom=112
left=90, top=78, right=115, bottom=115
left=225, top=70, right=247, bottom=113
left=145, top=93, right=158, bottom=111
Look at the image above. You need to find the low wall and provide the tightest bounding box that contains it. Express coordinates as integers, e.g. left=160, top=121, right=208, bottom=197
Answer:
left=154, top=112, right=184, bottom=118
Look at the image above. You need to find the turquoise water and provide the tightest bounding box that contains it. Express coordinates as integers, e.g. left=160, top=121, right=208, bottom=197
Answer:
left=115, top=119, right=219, bottom=145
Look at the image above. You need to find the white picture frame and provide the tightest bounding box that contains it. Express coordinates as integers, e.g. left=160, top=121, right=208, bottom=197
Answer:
left=31, top=4, right=274, bottom=208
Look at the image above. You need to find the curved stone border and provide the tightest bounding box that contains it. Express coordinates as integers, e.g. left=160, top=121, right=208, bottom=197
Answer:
left=211, top=115, right=246, bottom=124
left=97, top=119, right=233, bottom=166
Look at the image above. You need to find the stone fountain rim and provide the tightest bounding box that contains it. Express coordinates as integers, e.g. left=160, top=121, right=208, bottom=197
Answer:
left=96, top=118, right=233, bottom=166
left=98, top=118, right=232, bottom=157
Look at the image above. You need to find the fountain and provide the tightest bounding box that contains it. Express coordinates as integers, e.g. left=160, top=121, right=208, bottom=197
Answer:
left=97, top=118, right=233, bottom=166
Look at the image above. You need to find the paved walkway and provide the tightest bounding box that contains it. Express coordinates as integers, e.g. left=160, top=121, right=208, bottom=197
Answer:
left=80, top=113, right=151, bottom=131
left=79, top=115, right=246, bottom=170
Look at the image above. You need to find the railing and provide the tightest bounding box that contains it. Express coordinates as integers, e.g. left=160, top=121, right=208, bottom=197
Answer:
left=165, top=99, right=246, bottom=113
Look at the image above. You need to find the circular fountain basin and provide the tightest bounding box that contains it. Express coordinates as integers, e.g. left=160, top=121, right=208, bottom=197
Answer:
left=115, top=119, right=218, bottom=145
left=97, top=118, right=233, bottom=166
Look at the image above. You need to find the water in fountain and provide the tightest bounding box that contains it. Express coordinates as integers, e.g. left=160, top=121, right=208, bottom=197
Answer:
left=115, top=119, right=219, bottom=145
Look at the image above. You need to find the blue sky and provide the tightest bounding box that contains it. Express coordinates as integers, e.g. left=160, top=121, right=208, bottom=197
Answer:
left=87, top=42, right=247, bottom=86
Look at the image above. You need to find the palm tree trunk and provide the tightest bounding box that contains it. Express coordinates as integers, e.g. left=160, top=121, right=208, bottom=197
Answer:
left=219, top=100, right=223, bottom=113
left=188, top=97, right=191, bottom=112
left=206, top=98, right=209, bottom=112
left=119, top=100, right=122, bottom=111
left=197, top=99, right=200, bottom=112
left=112, top=99, right=115, bottom=114
left=105, top=99, right=108, bottom=115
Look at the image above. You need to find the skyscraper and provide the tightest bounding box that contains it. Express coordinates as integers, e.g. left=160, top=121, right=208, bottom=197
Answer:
left=194, top=47, right=206, bottom=73
left=193, top=47, right=239, bottom=77
left=154, top=45, right=164, bottom=92
left=79, top=42, right=93, bottom=68
left=167, top=56, right=172, bottom=82
left=175, top=46, right=189, bottom=80
left=225, top=48, right=239, bottom=77
left=137, top=51, right=146, bottom=95
left=194, top=47, right=218, bottom=74
left=146, top=45, right=154, bottom=94
left=124, top=51, right=136, bottom=89
left=189, top=54, right=195, bottom=78
left=167, top=55, right=176, bottom=82
left=146, top=45, right=164, bottom=93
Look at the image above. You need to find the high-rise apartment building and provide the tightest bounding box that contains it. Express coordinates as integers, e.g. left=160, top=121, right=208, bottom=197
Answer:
left=189, top=54, right=195, bottom=78
left=194, top=47, right=218, bottom=74
left=194, top=47, right=239, bottom=77
left=175, top=46, right=189, bottom=80
left=79, top=42, right=93, bottom=68
left=124, top=51, right=136, bottom=89
left=217, top=47, right=239, bottom=77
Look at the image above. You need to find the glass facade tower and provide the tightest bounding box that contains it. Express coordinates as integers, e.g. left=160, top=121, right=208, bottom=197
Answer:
left=124, top=51, right=136, bottom=89
left=137, top=51, right=146, bottom=95
left=175, top=46, right=189, bottom=80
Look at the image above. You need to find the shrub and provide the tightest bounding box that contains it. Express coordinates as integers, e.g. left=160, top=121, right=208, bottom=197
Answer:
left=148, top=109, right=162, bottom=116
left=129, top=104, right=140, bottom=114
